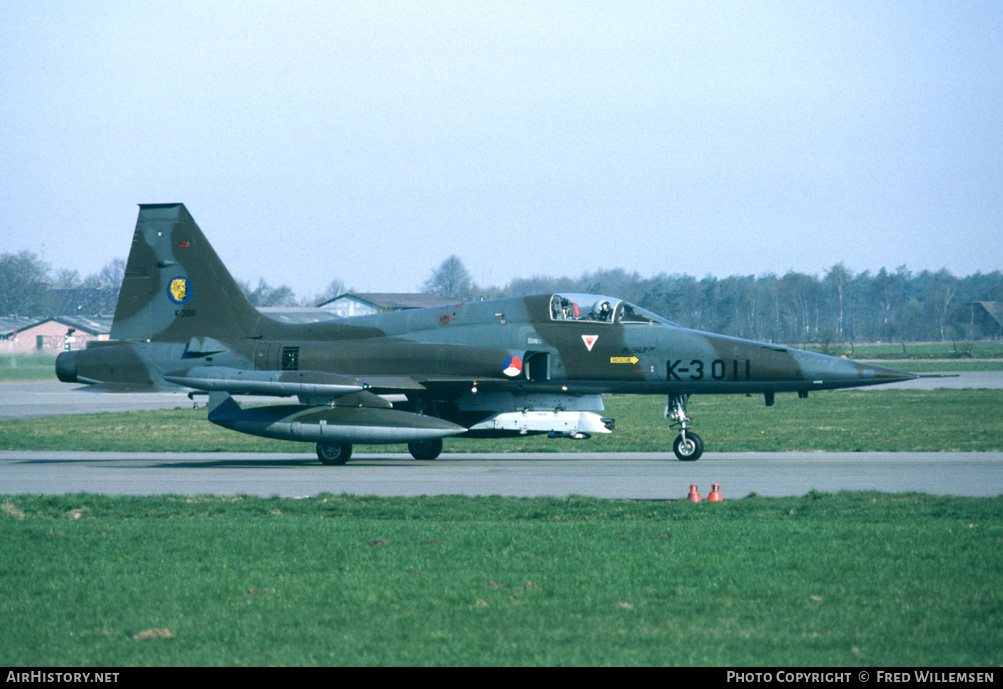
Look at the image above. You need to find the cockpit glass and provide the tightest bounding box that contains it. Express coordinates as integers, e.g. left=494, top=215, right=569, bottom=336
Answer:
left=616, top=302, right=676, bottom=326
left=549, top=294, right=675, bottom=326
left=550, top=294, right=616, bottom=322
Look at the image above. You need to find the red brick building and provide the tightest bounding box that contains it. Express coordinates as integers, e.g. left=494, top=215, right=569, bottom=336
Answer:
left=1, top=316, right=111, bottom=354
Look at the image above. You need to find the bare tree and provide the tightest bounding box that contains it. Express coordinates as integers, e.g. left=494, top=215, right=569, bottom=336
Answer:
left=824, top=262, right=851, bottom=340
left=318, top=278, right=347, bottom=304
left=0, top=250, right=51, bottom=315
left=82, top=258, right=126, bottom=290
left=422, top=255, right=472, bottom=299
left=238, top=278, right=298, bottom=307
left=52, top=268, right=82, bottom=289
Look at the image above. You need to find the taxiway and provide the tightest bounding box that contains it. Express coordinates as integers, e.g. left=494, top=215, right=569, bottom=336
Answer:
left=2, top=450, right=1000, bottom=498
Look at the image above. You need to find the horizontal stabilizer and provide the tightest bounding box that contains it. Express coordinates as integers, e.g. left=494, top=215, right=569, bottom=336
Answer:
left=187, top=337, right=229, bottom=355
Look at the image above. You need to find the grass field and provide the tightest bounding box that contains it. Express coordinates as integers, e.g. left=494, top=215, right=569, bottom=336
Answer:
left=0, top=354, right=58, bottom=382
left=2, top=388, right=1001, bottom=454
left=1, top=492, right=1000, bottom=667
left=820, top=341, right=1003, bottom=361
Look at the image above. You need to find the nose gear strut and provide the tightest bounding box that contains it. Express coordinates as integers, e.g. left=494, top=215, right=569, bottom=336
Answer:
left=666, top=394, right=703, bottom=461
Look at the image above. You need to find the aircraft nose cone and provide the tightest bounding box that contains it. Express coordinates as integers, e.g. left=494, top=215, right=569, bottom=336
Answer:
left=794, top=350, right=917, bottom=388
left=852, top=361, right=918, bottom=383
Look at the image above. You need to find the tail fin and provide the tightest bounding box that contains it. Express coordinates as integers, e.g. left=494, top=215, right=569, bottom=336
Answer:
left=111, top=204, right=261, bottom=342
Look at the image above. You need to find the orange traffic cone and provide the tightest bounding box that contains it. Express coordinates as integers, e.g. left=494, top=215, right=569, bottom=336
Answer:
left=687, top=484, right=701, bottom=502
left=708, top=484, right=723, bottom=502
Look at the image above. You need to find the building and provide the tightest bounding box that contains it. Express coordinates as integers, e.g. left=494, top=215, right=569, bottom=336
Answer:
left=317, top=293, right=452, bottom=318
left=46, top=287, right=119, bottom=317
left=953, top=302, right=1003, bottom=340
left=1, top=315, right=112, bottom=354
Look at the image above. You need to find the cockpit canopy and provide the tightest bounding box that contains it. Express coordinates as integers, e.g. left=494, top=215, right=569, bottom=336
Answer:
left=549, top=294, right=676, bottom=326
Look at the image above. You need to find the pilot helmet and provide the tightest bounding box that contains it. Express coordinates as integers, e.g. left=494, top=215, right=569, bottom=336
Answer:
left=593, top=300, right=611, bottom=315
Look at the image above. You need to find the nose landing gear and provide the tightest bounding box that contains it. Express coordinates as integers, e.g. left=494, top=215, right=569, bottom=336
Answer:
left=666, top=394, right=703, bottom=461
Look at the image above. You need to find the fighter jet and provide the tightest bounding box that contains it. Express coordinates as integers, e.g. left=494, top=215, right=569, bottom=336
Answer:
left=55, top=204, right=916, bottom=463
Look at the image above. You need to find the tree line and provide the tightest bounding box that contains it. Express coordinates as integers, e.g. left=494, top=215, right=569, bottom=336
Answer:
left=422, top=258, right=1003, bottom=344
left=3, top=248, right=1001, bottom=344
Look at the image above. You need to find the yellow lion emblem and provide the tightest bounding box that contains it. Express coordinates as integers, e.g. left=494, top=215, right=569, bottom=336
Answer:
left=170, top=278, right=188, bottom=303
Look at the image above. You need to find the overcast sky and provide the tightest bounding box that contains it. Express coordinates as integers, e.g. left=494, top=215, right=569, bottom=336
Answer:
left=2, top=1, right=1001, bottom=298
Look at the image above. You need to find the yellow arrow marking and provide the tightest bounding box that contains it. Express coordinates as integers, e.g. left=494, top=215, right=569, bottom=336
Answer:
left=610, top=356, right=639, bottom=364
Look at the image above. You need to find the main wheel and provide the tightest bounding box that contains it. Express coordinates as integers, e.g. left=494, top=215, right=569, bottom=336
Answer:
left=408, top=438, right=443, bottom=461
left=316, top=442, right=352, bottom=465
left=673, top=432, right=703, bottom=461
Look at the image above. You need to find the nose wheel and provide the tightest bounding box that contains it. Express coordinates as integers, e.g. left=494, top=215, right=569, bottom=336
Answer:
left=667, top=394, right=704, bottom=461
left=673, top=431, right=703, bottom=461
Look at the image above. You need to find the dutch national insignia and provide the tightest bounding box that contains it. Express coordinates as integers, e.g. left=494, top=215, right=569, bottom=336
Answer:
left=168, top=277, right=191, bottom=304
left=502, top=355, right=523, bottom=377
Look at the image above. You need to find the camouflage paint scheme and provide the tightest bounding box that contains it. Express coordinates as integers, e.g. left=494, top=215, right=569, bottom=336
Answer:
left=56, top=204, right=915, bottom=463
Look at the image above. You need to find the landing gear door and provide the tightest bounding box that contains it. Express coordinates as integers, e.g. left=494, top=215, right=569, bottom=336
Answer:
left=525, top=351, right=551, bottom=381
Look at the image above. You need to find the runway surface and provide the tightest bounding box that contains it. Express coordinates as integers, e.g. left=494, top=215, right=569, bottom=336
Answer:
left=0, top=381, right=274, bottom=421
left=3, top=450, right=1000, bottom=498
left=2, top=376, right=1001, bottom=498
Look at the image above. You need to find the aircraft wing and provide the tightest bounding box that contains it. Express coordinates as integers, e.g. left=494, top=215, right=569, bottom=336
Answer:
left=163, top=366, right=506, bottom=398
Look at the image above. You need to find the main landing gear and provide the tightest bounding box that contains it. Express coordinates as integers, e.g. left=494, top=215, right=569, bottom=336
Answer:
left=408, top=438, right=443, bottom=461
left=406, top=395, right=444, bottom=461
left=666, top=394, right=703, bottom=461
left=315, top=439, right=443, bottom=464
left=316, top=442, right=353, bottom=465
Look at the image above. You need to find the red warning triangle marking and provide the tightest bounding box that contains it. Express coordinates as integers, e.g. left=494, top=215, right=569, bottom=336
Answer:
left=582, top=334, right=598, bottom=351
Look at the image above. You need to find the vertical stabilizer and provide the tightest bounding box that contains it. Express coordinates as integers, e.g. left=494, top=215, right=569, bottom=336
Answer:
left=110, top=204, right=261, bottom=342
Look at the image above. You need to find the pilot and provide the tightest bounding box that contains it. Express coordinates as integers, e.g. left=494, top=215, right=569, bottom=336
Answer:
left=552, top=297, right=565, bottom=320
left=593, top=300, right=612, bottom=321
left=561, top=297, right=576, bottom=319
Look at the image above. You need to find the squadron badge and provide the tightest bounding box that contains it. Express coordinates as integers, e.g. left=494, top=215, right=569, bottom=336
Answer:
left=167, top=276, right=192, bottom=305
